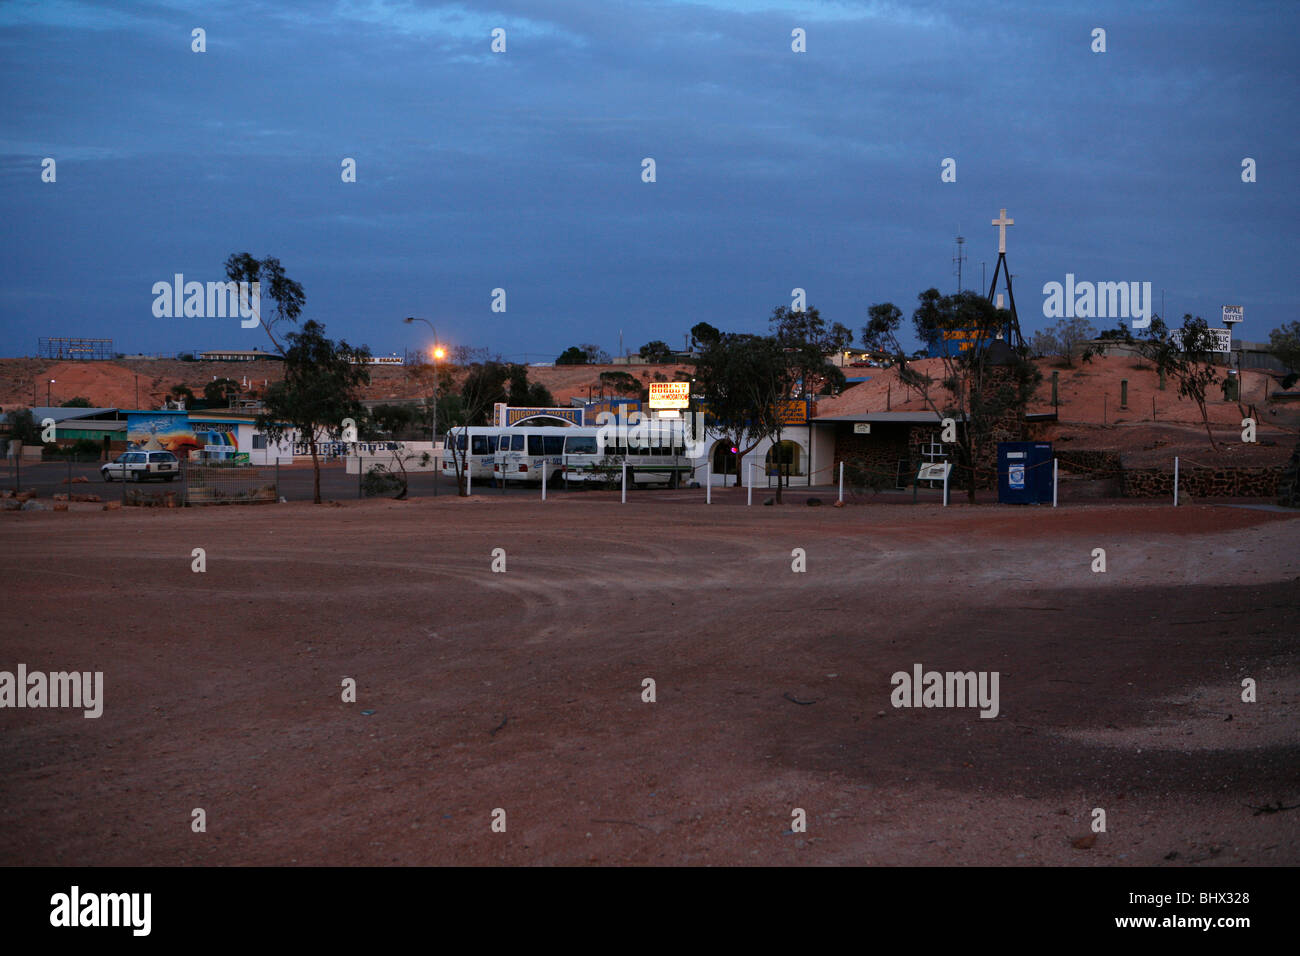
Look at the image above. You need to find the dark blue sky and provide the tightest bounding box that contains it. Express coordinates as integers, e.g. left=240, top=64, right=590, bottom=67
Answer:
left=2, top=0, right=1295, bottom=362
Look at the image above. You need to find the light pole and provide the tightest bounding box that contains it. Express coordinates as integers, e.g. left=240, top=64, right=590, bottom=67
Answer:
left=47, top=379, right=55, bottom=406
left=403, top=317, right=443, bottom=444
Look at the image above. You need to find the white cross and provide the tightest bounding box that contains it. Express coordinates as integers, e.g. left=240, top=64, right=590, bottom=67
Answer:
left=991, top=207, right=1014, bottom=254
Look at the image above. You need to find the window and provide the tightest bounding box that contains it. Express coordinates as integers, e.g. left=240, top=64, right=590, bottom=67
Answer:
left=511, top=435, right=524, bottom=451
left=454, top=434, right=467, bottom=450
left=527, top=435, right=545, bottom=455
left=543, top=436, right=565, bottom=455
left=253, top=434, right=267, bottom=450
left=565, top=436, right=597, bottom=455
left=471, top=436, right=493, bottom=455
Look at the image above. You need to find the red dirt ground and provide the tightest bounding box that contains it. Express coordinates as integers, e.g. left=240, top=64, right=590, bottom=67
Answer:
left=1, top=496, right=1296, bottom=866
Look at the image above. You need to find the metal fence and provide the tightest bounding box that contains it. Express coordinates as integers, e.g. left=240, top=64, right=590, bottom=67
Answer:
left=183, top=461, right=280, bottom=505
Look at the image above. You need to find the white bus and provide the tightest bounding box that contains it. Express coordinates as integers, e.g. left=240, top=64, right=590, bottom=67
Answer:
left=441, top=426, right=504, bottom=485
left=494, top=424, right=693, bottom=488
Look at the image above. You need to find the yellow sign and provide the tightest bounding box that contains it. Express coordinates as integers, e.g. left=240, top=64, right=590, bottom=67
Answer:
left=648, top=382, right=690, bottom=409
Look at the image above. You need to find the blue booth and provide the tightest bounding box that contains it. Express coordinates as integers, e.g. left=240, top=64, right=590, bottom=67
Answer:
left=998, top=442, right=1053, bottom=504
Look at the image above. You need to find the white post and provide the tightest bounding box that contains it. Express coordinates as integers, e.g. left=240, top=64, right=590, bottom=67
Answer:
left=467, top=459, right=472, bottom=497
left=705, top=460, right=711, bottom=504
left=838, top=461, right=844, bottom=503
left=541, top=461, right=547, bottom=501
left=1173, top=456, right=1179, bottom=507
left=621, top=462, right=627, bottom=503
left=747, top=460, right=753, bottom=506
left=1052, top=459, right=1058, bottom=508
left=942, top=468, right=949, bottom=507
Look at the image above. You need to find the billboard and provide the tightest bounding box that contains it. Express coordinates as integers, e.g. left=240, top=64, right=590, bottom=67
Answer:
left=1170, top=328, right=1232, bottom=353
left=127, top=411, right=199, bottom=457
left=1222, top=305, right=1243, bottom=324
left=648, top=382, right=690, bottom=409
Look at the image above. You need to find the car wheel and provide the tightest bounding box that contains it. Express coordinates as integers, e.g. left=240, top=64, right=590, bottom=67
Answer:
left=103, top=471, right=112, bottom=482
left=133, top=471, right=142, bottom=482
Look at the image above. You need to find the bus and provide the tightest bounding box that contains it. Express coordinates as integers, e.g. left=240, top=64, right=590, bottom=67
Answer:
left=493, top=424, right=693, bottom=488
left=441, top=426, right=505, bottom=485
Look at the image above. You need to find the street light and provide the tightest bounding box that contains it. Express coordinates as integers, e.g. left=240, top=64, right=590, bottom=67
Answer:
left=47, top=379, right=55, bottom=406
left=403, top=317, right=441, bottom=444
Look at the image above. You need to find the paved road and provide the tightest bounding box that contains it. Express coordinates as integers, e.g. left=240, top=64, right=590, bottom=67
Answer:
left=2, top=459, right=857, bottom=504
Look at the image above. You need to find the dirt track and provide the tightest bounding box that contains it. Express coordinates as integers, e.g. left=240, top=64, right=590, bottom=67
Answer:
left=1, top=497, right=1297, bottom=865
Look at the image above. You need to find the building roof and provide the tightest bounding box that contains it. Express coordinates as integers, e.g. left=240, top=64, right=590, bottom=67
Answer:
left=1, top=406, right=119, bottom=423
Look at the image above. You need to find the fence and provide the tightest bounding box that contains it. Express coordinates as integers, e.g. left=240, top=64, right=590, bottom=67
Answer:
left=183, top=461, right=279, bottom=505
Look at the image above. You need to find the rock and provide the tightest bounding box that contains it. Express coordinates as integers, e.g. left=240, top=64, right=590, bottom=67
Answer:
left=53, top=493, right=68, bottom=501
left=833, top=500, right=846, bottom=508
left=53, top=502, right=68, bottom=511
left=762, top=497, right=774, bottom=506
left=1, top=499, right=20, bottom=511
left=71, top=494, right=101, bottom=503
left=21, top=500, right=45, bottom=510
left=1071, top=833, right=1098, bottom=850
left=103, top=500, right=121, bottom=511
left=807, top=497, right=822, bottom=506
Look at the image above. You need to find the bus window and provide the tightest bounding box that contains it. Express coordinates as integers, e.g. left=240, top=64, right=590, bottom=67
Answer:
left=454, top=434, right=467, bottom=451
left=543, top=436, right=565, bottom=455
left=472, top=435, right=493, bottom=455
left=565, top=436, right=597, bottom=455
left=510, top=434, right=524, bottom=451
left=527, top=435, right=545, bottom=455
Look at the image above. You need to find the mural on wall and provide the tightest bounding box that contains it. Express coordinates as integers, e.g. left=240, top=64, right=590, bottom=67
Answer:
left=126, top=411, right=200, bottom=457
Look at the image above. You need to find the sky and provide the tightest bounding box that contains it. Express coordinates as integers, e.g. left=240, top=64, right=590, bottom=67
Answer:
left=0, top=0, right=1296, bottom=363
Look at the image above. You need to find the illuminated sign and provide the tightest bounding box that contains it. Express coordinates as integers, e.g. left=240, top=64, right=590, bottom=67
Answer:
left=648, top=382, right=690, bottom=409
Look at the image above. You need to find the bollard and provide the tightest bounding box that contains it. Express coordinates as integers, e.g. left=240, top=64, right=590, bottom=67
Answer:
left=467, top=460, right=472, bottom=497
left=621, top=462, right=627, bottom=503
left=706, top=461, right=711, bottom=504
left=276, top=459, right=280, bottom=501
left=541, top=461, right=547, bottom=501
left=1052, top=458, right=1058, bottom=508
left=747, top=461, right=753, bottom=506
left=67, top=455, right=72, bottom=489
left=1120, top=378, right=1128, bottom=409
left=359, top=456, right=364, bottom=498
left=838, top=461, right=844, bottom=504
left=1173, top=456, right=1179, bottom=507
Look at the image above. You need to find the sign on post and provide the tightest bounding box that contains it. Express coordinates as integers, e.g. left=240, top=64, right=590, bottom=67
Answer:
left=853, top=423, right=871, bottom=434
left=648, top=383, right=690, bottom=410
left=1222, top=305, right=1243, bottom=324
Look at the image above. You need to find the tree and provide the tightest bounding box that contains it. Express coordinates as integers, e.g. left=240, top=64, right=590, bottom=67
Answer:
left=364, top=403, right=417, bottom=439
left=504, top=364, right=554, bottom=407
left=168, top=384, right=195, bottom=406
left=690, top=322, right=722, bottom=350
left=1031, top=317, right=1096, bottom=366
left=598, top=370, right=642, bottom=396
left=224, top=253, right=306, bottom=355
left=556, top=346, right=588, bottom=365
left=5, top=407, right=39, bottom=446
left=257, top=320, right=371, bottom=504
left=639, top=340, right=674, bottom=363
left=203, top=378, right=241, bottom=405
left=770, top=305, right=849, bottom=397
left=693, top=310, right=843, bottom=500
left=442, top=361, right=511, bottom=494
left=59, top=397, right=93, bottom=408
left=693, top=332, right=779, bottom=490
left=1267, top=321, right=1300, bottom=371
left=1137, top=314, right=1223, bottom=449
left=581, top=343, right=611, bottom=364
left=863, top=290, right=1041, bottom=503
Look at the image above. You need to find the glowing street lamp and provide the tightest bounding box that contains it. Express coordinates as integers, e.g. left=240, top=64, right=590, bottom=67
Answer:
left=402, top=317, right=442, bottom=444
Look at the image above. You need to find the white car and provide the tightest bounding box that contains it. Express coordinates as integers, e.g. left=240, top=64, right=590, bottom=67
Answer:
left=101, top=450, right=180, bottom=482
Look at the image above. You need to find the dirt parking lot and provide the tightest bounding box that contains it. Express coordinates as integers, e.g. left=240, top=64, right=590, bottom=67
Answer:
left=1, top=495, right=1297, bottom=865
